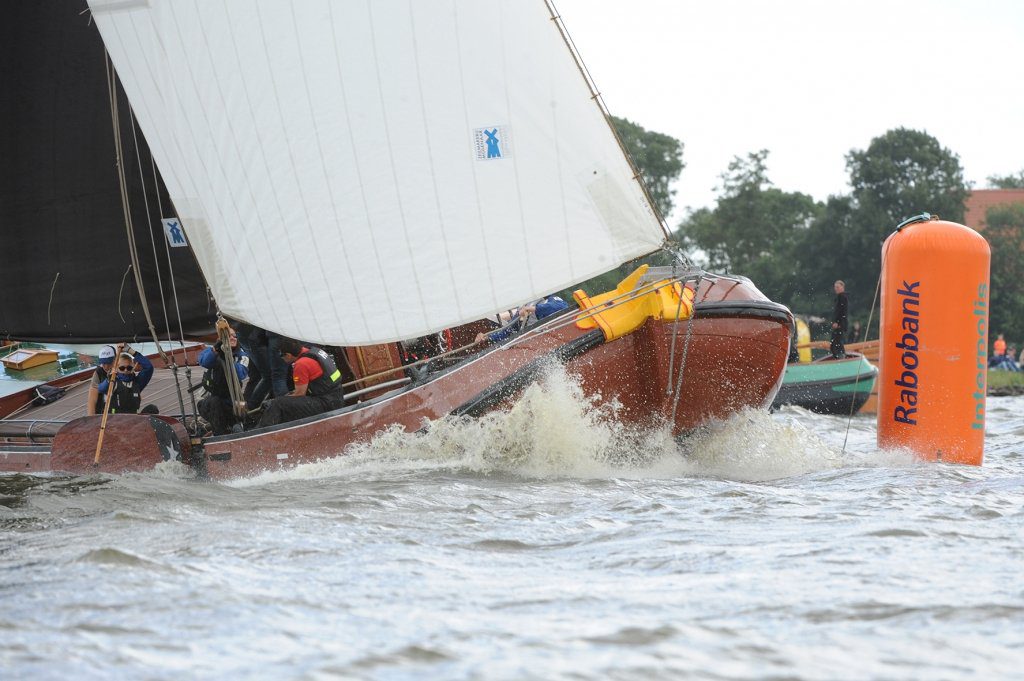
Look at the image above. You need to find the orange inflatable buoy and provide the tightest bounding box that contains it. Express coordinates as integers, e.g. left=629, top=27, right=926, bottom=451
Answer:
left=876, top=214, right=990, bottom=465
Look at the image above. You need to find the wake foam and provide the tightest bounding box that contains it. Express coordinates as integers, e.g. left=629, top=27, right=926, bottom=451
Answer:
left=682, top=409, right=845, bottom=481
left=231, top=365, right=904, bottom=486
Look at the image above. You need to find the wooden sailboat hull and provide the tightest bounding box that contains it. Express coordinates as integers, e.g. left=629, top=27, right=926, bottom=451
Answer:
left=1, top=275, right=792, bottom=478
left=193, top=305, right=789, bottom=480
left=50, top=414, right=191, bottom=474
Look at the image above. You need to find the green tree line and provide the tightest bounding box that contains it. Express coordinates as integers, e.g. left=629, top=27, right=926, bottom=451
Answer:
left=602, top=116, right=1024, bottom=343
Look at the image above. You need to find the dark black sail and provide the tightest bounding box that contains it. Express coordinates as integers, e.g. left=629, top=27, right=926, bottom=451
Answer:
left=0, top=1, right=215, bottom=343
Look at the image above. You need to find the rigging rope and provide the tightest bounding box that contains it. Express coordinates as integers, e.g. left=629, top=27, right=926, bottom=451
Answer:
left=150, top=155, right=193, bottom=347
left=127, top=107, right=189, bottom=423
left=665, top=258, right=697, bottom=395
left=669, top=274, right=702, bottom=424
left=841, top=251, right=885, bottom=455
left=128, top=110, right=174, bottom=352
left=215, top=318, right=246, bottom=418
left=105, top=53, right=195, bottom=430
left=151, top=155, right=201, bottom=429
left=106, top=56, right=158, bottom=352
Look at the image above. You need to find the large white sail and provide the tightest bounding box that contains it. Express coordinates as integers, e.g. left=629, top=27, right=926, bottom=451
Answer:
left=87, top=0, right=665, bottom=345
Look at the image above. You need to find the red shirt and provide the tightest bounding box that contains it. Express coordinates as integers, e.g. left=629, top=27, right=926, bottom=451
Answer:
left=292, top=348, right=324, bottom=387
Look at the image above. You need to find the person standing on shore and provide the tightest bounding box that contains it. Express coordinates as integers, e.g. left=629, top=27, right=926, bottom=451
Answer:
left=830, top=280, right=848, bottom=359
left=993, top=333, right=1007, bottom=359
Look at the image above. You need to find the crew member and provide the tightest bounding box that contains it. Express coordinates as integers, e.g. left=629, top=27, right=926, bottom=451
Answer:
left=86, top=345, right=117, bottom=415
left=89, top=344, right=155, bottom=415
left=197, top=327, right=250, bottom=435
left=475, top=295, right=569, bottom=344
left=257, top=339, right=344, bottom=428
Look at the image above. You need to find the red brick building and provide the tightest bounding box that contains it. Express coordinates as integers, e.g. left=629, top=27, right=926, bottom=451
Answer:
left=963, top=188, right=1024, bottom=231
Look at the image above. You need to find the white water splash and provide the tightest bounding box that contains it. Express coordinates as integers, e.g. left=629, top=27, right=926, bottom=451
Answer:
left=683, top=409, right=844, bottom=481
left=230, top=365, right=886, bottom=487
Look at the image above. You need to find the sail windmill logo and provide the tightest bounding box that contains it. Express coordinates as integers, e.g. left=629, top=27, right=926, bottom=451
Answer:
left=474, top=125, right=511, bottom=161
left=162, top=218, right=188, bottom=247
left=484, top=129, right=500, bottom=157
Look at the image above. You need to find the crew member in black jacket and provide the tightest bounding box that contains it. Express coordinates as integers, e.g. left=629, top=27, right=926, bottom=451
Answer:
left=830, top=279, right=848, bottom=359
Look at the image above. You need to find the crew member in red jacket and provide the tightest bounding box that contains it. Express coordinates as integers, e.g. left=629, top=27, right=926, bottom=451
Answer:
left=257, top=338, right=344, bottom=428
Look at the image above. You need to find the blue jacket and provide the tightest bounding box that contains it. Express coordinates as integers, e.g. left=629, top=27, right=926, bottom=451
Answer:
left=535, top=295, right=570, bottom=320
left=488, top=295, right=569, bottom=343
left=198, top=345, right=249, bottom=381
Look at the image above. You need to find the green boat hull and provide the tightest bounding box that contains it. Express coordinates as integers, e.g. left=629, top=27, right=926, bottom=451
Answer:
left=772, top=355, right=877, bottom=415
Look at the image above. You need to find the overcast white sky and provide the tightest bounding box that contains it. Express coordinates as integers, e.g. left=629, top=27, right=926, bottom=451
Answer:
left=555, top=0, right=1024, bottom=224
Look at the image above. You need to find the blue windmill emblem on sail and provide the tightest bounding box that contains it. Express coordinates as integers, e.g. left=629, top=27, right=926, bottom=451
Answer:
left=162, top=217, right=188, bottom=247
left=474, top=125, right=511, bottom=161
left=485, top=129, right=501, bottom=157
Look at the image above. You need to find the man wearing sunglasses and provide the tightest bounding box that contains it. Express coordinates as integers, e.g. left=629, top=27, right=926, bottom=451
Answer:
left=86, top=344, right=155, bottom=415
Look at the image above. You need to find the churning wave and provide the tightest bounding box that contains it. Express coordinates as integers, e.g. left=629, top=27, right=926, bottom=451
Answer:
left=231, top=365, right=913, bottom=487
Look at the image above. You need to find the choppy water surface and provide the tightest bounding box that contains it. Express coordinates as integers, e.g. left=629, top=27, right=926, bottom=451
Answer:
left=2, top=370, right=1023, bottom=679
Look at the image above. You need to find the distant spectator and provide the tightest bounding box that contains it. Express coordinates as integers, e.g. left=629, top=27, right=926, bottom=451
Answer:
left=990, top=334, right=1009, bottom=368
left=993, top=333, right=1007, bottom=358
left=990, top=343, right=1020, bottom=371
left=1007, top=346, right=1021, bottom=371
left=830, top=280, right=848, bottom=359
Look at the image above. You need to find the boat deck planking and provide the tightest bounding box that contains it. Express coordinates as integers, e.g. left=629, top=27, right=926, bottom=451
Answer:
left=2, top=369, right=199, bottom=427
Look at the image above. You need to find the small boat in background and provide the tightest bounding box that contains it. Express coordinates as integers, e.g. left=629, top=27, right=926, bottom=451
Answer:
left=1, top=346, right=59, bottom=372
left=773, top=319, right=878, bottom=415
left=1, top=342, right=92, bottom=408
left=772, top=352, right=878, bottom=415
